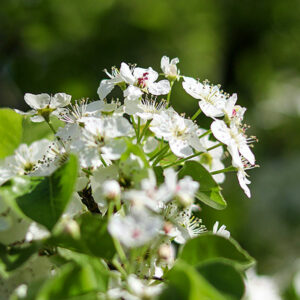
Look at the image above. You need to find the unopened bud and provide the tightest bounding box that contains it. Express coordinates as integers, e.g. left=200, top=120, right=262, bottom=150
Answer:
left=102, top=180, right=121, bottom=201
left=63, top=219, right=80, bottom=239
left=158, top=244, right=174, bottom=264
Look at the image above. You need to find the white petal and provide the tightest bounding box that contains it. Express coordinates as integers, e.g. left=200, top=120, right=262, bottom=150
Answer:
left=134, top=67, right=158, bottom=83
left=199, top=100, right=225, bottom=118
left=182, top=77, right=202, bottom=99
left=148, top=80, right=171, bottom=95
left=211, top=120, right=231, bottom=145
left=124, top=85, right=143, bottom=101
left=239, top=143, right=255, bottom=165
left=237, top=171, right=251, bottom=198
left=160, top=56, right=170, bottom=72
left=24, top=93, right=50, bottom=110
left=97, top=80, right=115, bottom=100
left=51, top=93, right=72, bottom=108
left=120, top=63, right=135, bottom=85
left=14, top=109, right=35, bottom=116
left=169, top=138, right=193, bottom=158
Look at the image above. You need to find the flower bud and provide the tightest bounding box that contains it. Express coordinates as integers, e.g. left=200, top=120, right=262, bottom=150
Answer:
left=62, top=219, right=80, bottom=239
left=158, top=243, right=175, bottom=265
left=102, top=180, right=121, bottom=201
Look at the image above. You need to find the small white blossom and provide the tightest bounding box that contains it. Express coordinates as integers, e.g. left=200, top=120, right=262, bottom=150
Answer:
left=150, top=111, right=205, bottom=157
left=108, top=212, right=163, bottom=248
left=182, top=77, right=226, bottom=117
left=0, top=139, right=52, bottom=185
left=211, top=120, right=255, bottom=166
left=161, top=56, right=180, bottom=80
left=16, top=93, right=71, bottom=122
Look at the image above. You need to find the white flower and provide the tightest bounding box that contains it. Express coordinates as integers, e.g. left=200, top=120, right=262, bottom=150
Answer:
left=125, top=98, right=166, bottom=118
left=16, top=93, right=71, bottom=122
left=182, top=77, right=226, bottom=117
left=150, top=111, right=205, bottom=157
left=121, top=63, right=170, bottom=100
left=212, top=221, right=230, bottom=239
left=243, top=269, right=282, bottom=300
left=108, top=212, right=163, bottom=248
left=0, top=139, right=52, bottom=185
left=98, top=62, right=171, bottom=101
left=161, top=56, right=180, bottom=80
left=70, top=116, right=132, bottom=168
left=211, top=120, right=255, bottom=166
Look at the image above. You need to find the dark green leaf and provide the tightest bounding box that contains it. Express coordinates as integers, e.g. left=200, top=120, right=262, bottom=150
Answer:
left=179, top=233, right=255, bottom=270
left=48, top=213, right=115, bottom=260
left=196, top=261, right=245, bottom=300
left=0, top=155, right=78, bottom=231
left=178, top=161, right=227, bottom=210
left=0, top=108, right=23, bottom=159
left=160, top=260, right=227, bottom=300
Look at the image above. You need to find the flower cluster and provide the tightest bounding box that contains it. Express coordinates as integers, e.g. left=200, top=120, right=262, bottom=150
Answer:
left=0, top=56, right=258, bottom=299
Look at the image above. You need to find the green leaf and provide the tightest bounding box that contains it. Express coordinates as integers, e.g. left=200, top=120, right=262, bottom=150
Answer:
left=21, top=116, right=65, bottom=144
left=160, top=260, right=228, bottom=300
left=20, top=261, right=108, bottom=300
left=179, top=233, right=255, bottom=270
left=0, top=108, right=23, bottom=159
left=153, top=166, right=164, bottom=185
left=196, top=261, right=245, bottom=300
left=0, top=242, right=38, bottom=277
left=121, top=138, right=149, bottom=167
left=178, top=161, right=227, bottom=210
left=0, top=155, right=78, bottom=231
left=48, top=213, right=115, bottom=260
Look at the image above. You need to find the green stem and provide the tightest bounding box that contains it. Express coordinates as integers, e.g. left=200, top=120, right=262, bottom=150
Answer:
left=112, top=258, right=127, bottom=278
left=131, top=116, right=138, bottom=137
left=210, top=166, right=237, bottom=175
left=112, top=237, right=127, bottom=265
left=207, top=142, right=222, bottom=151
left=162, top=143, right=223, bottom=169
left=99, top=154, right=108, bottom=167
left=107, top=202, right=114, bottom=220
left=149, top=143, right=169, bottom=161
left=166, top=81, right=174, bottom=107
left=45, top=119, right=65, bottom=148
left=138, top=120, right=151, bottom=143
left=136, top=117, right=141, bottom=141
left=191, top=108, right=202, bottom=120
left=163, top=151, right=203, bottom=169
left=199, top=129, right=211, bottom=139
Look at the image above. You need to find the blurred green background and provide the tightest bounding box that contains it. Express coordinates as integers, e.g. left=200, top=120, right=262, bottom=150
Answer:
left=0, top=0, right=299, bottom=281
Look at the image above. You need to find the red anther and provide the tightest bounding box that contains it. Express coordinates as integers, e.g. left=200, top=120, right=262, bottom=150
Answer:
left=143, top=72, right=149, bottom=77
left=232, top=109, right=237, bottom=116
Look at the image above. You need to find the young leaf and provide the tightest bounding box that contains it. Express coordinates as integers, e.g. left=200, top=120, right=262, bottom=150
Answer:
left=196, top=261, right=245, bottom=300
left=0, top=155, right=78, bottom=231
left=0, top=109, right=23, bottom=159
left=159, top=260, right=228, bottom=300
left=179, top=233, right=255, bottom=270
left=178, top=161, right=227, bottom=210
